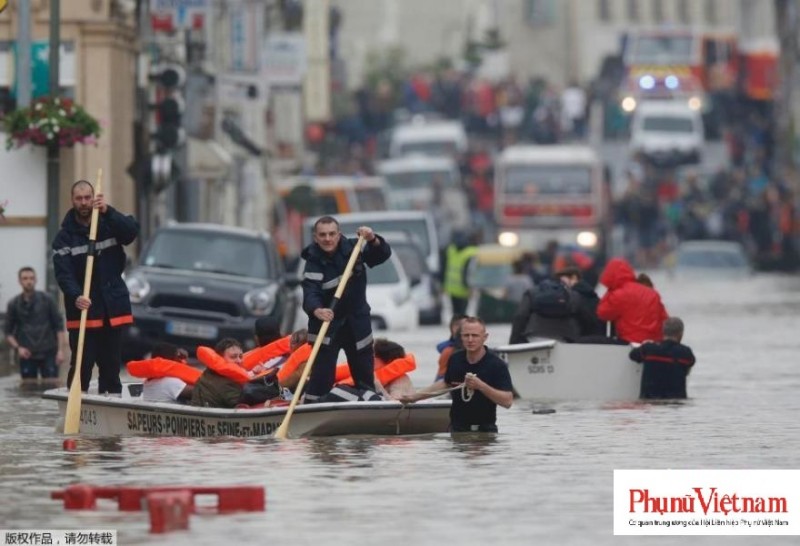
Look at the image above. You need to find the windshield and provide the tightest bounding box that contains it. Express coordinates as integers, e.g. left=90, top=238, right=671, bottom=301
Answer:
left=355, top=187, right=387, bottom=211
left=628, top=35, right=694, bottom=65
left=338, top=219, right=431, bottom=256
left=384, top=169, right=457, bottom=191
left=642, top=116, right=695, bottom=133
left=398, top=141, right=457, bottom=157
left=503, top=165, right=592, bottom=196
left=368, top=258, right=401, bottom=284
left=143, top=230, right=272, bottom=279
left=390, top=244, right=426, bottom=281
left=468, top=263, right=512, bottom=288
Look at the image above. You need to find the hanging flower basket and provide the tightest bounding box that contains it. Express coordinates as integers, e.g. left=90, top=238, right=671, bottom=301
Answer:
left=2, top=96, right=101, bottom=150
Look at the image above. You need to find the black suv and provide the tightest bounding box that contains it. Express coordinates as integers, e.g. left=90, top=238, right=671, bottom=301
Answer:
left=123, top=223, right=297, bottom=359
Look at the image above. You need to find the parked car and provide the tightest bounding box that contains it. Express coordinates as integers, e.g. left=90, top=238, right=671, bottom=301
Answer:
left=630, top=100, right=704, bottom=166
left=672, top=240, right=752, bottom=278
left=383, top=232, right=442, bottom=325
left=123, top=223, right=298, bottom=360
left=292, top=252, right=419, bottom=332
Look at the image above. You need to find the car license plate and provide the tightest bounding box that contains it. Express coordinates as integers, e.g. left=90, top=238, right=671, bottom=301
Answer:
left=166, top=321, right=218, bottom=339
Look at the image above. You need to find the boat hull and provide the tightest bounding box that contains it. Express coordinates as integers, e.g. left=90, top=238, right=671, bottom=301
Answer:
left=43, top=386, right=451, bottom=438
left=495, top=340, right=643, bottom=401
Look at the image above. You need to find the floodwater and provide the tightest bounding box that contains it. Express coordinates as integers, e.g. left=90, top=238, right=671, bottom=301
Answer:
left=1, top=271, right=800, bottom=545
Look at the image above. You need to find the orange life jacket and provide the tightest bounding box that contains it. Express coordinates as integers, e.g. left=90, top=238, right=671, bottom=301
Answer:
left=336, top=353, right=417, bottom=387
left=196, top=346, right=251, bottom=385
left=126, top=357, right=202, bottom=385
left=276, top=343, right=313, bottom=384
left=242, top=335, right=292, bottom=371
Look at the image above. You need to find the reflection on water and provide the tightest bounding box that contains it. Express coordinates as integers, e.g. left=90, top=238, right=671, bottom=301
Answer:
left=1, top=273, right=800, bottom=544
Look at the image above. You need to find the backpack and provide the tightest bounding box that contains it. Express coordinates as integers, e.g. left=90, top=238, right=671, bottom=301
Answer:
left=531, top=280, right=572, bottom=318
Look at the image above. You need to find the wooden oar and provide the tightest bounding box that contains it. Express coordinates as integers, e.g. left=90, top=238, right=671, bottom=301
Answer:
left=63, top=169, right=103, bottom=435
left=274, top=234, right=366, bottom=440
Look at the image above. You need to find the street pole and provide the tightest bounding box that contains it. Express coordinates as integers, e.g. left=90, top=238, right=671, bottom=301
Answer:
left=17, top=0, right=32, bottom=107
left=45, top=0, right=61, bottom=300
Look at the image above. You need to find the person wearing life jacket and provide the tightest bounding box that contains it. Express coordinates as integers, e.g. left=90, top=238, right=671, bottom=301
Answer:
left=333, top=339, right=416, bottom=400
left=190, top=338, right=250, bottom=408
left=442, top=231, right=478, bottom=317
left=127, top=342, right=199, bottom=403
left=273, top=330, right=311, bottom=392
left=597, top=258, right=668, bottom=344
left=629, top=317, right=696, bottom=399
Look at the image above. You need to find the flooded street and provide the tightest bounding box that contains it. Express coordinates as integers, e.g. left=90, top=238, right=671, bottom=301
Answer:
left=2, top=272, right=800, bottom=545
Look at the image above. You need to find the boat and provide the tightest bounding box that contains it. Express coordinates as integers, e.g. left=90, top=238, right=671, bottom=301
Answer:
left=494, top=339, right=643, bottom=401
left=42, top=384, right=451, bottom=438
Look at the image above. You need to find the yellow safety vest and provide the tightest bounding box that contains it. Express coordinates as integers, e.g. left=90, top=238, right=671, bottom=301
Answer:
left=444, top=245, right=477, bottom=298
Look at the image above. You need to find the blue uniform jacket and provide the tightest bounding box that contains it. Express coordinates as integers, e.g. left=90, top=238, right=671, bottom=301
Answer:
left=301, top=235, right=391, bottom=346
left=52, top=206, right=140, bottom=330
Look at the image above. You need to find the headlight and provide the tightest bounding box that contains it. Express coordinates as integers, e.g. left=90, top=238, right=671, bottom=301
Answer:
left=125, top=275, right=150, bottom=303
left=688, top=96, right=702, bottom=111
left=244, top=285, right=278, bottom=315
left=577, top=231, right=598, bottom=248
left=498, top=231, right=519, bottom=247
left=621, top=96, right=637, bottom=112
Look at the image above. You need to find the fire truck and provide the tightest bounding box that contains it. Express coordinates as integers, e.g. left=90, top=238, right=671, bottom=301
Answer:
left=618, top=27, right=777, bottom=118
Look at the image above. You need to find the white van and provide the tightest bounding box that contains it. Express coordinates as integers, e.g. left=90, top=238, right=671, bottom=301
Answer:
left=378, top=155, right=470, bottom=243
left=629, top=100, right=704, bottom=165
left=388, top=119, right=468, bottom=159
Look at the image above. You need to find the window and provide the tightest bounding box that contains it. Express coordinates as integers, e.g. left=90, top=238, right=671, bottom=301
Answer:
left=598, top=0, right=611, bottom=22
left=677, top=0, right=691, bottom=24
left=704, top=0, right=717, bottom=24
left=627, top=0, right=640, bottom=22
left=652, top=0, right=664, bottom=23
left=525, top=0, right=556, bottom=26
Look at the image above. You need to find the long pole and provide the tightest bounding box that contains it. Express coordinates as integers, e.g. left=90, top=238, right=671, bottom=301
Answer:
left=45, top=0, right=61, bottom=301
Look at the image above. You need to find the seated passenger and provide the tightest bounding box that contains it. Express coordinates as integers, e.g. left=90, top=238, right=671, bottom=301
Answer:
left=274, top=329, right=311, bottom=392
left=127, top=342, right=199, bottom=403
left=597, top=258, right=668, bottom=343
left=330, top=338, right=416, bottom=401
left=190, top=338, right=250, bottom=408
left=509, top=276, right=581, bottom=343
left=630, top=317, right=696, bottom=399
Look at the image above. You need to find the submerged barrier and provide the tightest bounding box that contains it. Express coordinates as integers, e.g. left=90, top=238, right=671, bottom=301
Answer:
left=51, top=484, right=265, bottom=533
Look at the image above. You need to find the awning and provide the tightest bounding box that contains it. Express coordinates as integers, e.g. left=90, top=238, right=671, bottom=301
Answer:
left=187, top=137, right=233, bottom=179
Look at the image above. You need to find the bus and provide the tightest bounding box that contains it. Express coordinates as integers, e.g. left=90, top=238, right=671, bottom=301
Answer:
left=493, top=145, right=609, bottom=253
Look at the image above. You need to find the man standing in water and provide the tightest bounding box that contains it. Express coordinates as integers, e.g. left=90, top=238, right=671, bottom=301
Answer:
left=403, top=316, right=513, bottom=432
left=4, top=267, right=66, bottom=387
left=52, top=180, right=139, bottom=394
left=301, top=216, right=392, bottom=402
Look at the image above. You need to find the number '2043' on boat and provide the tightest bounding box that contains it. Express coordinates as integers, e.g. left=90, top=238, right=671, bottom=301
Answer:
left=496, top=339, right=643, bottom=401
left=42, top=384, right=451, bottom=439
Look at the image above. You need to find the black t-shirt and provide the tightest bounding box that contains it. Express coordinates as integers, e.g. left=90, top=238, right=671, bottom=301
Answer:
left=444, top=349, right=513, bottom=426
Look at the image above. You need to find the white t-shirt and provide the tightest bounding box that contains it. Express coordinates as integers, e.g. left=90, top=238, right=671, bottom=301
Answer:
left=142, top=377, right=188, bottom=403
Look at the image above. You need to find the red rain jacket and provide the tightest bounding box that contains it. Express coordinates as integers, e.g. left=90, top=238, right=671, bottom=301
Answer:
left=597, top=258, right=668, bottom=343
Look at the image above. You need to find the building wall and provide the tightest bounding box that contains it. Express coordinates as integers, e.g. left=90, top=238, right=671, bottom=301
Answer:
left=0, top=0, right=138, bottom=222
